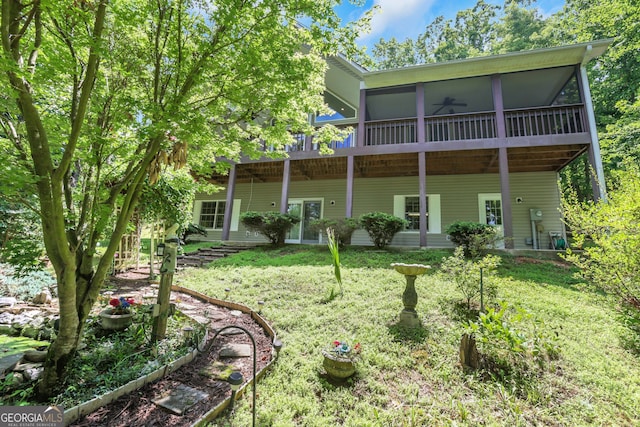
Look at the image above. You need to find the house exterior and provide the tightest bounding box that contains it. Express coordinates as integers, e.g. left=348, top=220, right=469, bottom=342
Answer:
left=192, top=40, right=610, bottom=250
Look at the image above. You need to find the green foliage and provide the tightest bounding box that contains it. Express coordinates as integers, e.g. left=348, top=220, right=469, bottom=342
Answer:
left=562, top=167, right=640, bottom=314
left=326, top=227, right=342, bottom=299
left=139, top=171, right=213, bottom=231
left=466, top=301, right=560, bottom=378
left=181, top=223, right=208, bottom=243
left=0, top=202, right=45, bottom=273
left=445, top=220, right=499, bottom=259
left=0, top=264, right=57, bottom=301
left=359, top=212, right=407, bottom=249
left=309, top=217, right=360, bottom=247
left=440, top=246, right=500, bottom=310
left=240, top=211, right=300, bottom=246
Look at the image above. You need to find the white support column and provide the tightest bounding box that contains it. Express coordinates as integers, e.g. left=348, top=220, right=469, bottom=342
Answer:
left=580, top=62, right=607, bottom=201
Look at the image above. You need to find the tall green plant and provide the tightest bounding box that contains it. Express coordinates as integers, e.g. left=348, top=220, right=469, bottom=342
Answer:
left=326, top=227, right=343, bottom=299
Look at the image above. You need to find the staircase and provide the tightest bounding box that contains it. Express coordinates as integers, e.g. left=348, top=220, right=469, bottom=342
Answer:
left=176, top=245, right=254, bottom=268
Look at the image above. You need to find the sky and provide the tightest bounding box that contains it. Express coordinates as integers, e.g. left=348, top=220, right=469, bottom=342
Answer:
left=335, top=0, right=566, bottom=52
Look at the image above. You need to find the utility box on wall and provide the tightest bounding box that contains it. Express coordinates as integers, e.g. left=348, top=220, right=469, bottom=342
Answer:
left=529, top=208, right=543, bottom=221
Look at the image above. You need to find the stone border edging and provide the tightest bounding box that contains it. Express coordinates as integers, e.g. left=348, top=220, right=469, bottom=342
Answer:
left=63, top=285, right=279, bottom=427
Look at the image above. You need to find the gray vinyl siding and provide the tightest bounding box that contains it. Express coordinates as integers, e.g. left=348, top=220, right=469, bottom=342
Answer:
left=194, top=171, right=564, bottom=249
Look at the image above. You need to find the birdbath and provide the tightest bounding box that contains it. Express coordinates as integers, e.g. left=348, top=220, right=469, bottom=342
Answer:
left=391, top=263, right=431, bottom=328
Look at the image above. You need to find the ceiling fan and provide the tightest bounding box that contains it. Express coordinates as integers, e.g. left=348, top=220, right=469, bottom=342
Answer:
left=432, top=97, right=467, bottom=115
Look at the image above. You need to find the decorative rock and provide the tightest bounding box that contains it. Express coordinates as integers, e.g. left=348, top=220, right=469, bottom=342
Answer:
left=219, top=343, right=252, bottom=358
left=32, top=289, right=53, bottom=305
left=0, top=297, right=17, bottom=307
left=0, top=353, right=23, bottom=376
left=0, top=312, right=14, bottom=323
left=152, top=384, right=209, bottom=415
left=219, top=327, right=243, bottom=336
left=230, top=310, right=243, bottom=317
left=23, top=366, right=44, bottom=381
left=13, top=362, right=43, bottom=372
left=198, top=361, right=238, bottom=380
left=24, top=349, right=48, bottom=363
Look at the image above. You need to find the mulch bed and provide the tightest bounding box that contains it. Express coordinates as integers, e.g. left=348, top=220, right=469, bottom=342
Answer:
left=69, top=270, right=274, bottom=427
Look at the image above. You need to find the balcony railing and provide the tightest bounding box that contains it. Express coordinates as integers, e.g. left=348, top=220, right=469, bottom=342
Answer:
left=365, top=118, right=417, bottom=146
left=505, top=104, right=586, bottom=137
left=425, top=112, right=496, bottom=142
left=271, top=105, right=587, bottom=153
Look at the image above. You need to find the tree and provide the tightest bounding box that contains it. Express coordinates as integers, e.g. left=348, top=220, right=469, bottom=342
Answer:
left=562, top=166, right=640, bottom=313
left=0, top=0, right=367, bottom=396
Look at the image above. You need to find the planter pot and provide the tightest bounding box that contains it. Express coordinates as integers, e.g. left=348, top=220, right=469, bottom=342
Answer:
left=99, top=309, right=134, bottom=331
left=322, top=351, right=356, bottom=380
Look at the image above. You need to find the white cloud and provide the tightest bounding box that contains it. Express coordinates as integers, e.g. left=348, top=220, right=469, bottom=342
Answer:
left=359, top=0, right=437, bottom=43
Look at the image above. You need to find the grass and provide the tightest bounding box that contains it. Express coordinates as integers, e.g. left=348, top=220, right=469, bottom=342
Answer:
left=171, top=245, right=640, bottom=426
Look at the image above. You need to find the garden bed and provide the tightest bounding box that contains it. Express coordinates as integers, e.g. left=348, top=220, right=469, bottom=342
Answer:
left=67, top=277, right=277, bottom=426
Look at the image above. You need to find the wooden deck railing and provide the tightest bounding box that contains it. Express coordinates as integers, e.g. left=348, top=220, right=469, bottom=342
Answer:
left=504, top=104, right=586, bottom=137
left=364, top=118, right=417, bottom=146
left=268, top=105, right=587, bottom=153
left=424, top=112, right=496, bottom=142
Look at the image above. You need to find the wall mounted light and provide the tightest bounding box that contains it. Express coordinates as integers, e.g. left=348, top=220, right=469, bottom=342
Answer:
left=330, top=200, right=335, bottom=205
left=270, top=202, right=276, bottom=207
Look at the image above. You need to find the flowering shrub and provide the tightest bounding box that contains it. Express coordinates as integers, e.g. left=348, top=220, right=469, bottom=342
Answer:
left=108, top=297, right=137, bottom=314
left=328, top=340, right=361, bottom=360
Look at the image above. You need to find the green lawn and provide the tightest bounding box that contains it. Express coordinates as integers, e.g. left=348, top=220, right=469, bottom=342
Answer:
left=175, top=245, right=640, bottom=426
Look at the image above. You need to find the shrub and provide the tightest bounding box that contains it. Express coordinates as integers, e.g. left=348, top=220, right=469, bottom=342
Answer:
left=562, top=167, right=640, bottom=317
left=309, top=218, right=359, bottom=247
left=181, top=223, right=207, bottom=243
left=445, top=221, right=500, bottom=259
left=240, top=211, right=300, bottom=246
left=358, top=212, right=407, bottom=249
left=440, top=246, right=500, bottom=310
left=465, top=301, right=560, bottom=377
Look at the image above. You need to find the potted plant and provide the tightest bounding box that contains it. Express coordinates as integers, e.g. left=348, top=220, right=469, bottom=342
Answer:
left=99, top=297, right=137, bottom=331
left=322, top=340, right=361, bottom=380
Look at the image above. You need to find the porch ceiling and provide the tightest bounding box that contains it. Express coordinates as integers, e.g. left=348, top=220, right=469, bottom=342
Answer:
left=209, top=144, right=587, bottom=184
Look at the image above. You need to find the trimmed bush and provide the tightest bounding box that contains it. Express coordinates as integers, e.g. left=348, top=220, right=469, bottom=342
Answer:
left=359, top=212, right=407, bottom=249
left=240, top=211, right=300, bottom=246
left=309, top=218, right=359, bottom=247
left=445, top=220, right=499, bottom=259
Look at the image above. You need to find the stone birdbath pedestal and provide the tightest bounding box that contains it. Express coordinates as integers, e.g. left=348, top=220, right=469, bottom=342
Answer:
left=391, top=263, right=431, bottom=328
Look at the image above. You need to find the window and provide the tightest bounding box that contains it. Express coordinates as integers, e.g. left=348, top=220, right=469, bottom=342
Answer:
left=393, top=194, right=441, bottom=233
left=404, top=196, right=425, bottom=231
left=315, top=91, right=356, bottom=123
left=199, top=201, right=226, bottom=229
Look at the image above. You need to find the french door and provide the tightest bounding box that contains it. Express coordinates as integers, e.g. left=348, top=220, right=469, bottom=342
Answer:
left=286, top=199, right=323, bottom=243
left=478, top=193, right=504, bottom=248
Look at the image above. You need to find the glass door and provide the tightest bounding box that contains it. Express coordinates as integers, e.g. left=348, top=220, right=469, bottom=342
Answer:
left=478, top=193, right=504, bottom=248
left=286, top=199, right=322, bottom=243
left=301, top=200, right=322, bottom=243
